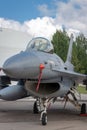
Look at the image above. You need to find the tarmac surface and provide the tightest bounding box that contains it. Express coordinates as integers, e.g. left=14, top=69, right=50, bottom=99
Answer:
left=0, top=95, right=87, bottom=130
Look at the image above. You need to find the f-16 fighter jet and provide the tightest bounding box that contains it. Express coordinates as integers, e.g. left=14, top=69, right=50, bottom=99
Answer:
left=0, top=34, right=87, bottom=125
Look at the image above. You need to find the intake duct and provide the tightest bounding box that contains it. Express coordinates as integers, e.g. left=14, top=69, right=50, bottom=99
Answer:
left=25, top=82, right=60, bottom=98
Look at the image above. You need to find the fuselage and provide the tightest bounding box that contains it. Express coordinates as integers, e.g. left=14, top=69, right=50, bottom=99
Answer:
left=3, top=50, right=65, bottom=80
left=2, top=37, right=74, bottom=98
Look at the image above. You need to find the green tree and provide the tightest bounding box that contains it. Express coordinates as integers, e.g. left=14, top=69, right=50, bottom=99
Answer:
left=52, top=30, right=87, bottom=74
left=51, top=30, right=69, bottom=62
left=73, top=33, right=87, bottom=74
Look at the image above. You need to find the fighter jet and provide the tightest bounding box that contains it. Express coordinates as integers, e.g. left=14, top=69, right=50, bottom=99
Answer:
left=0, top=34, right=87, bottom=125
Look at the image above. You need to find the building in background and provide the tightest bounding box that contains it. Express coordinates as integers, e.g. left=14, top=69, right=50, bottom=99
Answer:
left=0, top=28, right=30, bottom=67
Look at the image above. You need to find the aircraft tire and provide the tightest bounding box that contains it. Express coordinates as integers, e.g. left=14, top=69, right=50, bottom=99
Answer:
left=42, top=112, right=47, bottom=125
left=81, top=103, right=86, bottom=114
left=33, top=101, right=39, bottom=114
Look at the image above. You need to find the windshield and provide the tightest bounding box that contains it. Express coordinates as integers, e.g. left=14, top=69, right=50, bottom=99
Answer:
left=26, top=37, right=54, bottom=53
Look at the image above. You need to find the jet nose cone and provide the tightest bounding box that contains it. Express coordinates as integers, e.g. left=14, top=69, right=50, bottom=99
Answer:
left=3, top=54, right=20, bottom=75
left=3, top=52, right=41, bottom=79
left=3, top=57, right=16, bottom=70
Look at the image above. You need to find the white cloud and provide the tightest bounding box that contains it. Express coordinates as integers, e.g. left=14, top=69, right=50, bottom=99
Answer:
left=0, top=0, right=87, bottom=41
left=0, top=17, right=62, bottom=40
left=24, top=17, right=62, bottom=39
left=38, top=4, right=50, bottom=16
left=37, top=0, right=87, bottom=36
left=54, top=0, right=87, bottom=35
left=38, top=4, right=55, bottom=17
left=0, top=18, right=28, bottom=32
left=0, top=16, right=80, bottom=42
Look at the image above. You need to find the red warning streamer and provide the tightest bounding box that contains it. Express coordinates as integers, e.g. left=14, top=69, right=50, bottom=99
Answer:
left=36, top=64, right=45, bottom=92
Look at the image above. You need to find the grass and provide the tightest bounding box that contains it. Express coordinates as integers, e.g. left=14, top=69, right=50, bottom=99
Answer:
left=77, top=85, right=87, bottom=94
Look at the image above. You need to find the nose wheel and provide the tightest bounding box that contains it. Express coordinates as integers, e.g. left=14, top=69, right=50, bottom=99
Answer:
left=40, top=98, right=49, bottom=125
left=33, top=98, right=54, bottom=125
left=33, top=98, right=48, bottom=125
left=41, top=111, right=47, bottom=125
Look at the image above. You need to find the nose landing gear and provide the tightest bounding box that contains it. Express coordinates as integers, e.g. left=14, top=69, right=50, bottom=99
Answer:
left=33, top=98, right=53, bottom=125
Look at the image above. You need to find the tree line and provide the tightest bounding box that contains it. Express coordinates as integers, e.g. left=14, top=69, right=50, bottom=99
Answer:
left=51, top=30, right=87, bottom=74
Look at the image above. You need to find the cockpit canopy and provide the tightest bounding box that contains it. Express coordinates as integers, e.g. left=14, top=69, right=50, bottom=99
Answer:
left=26, top=37, right=54, bottom=53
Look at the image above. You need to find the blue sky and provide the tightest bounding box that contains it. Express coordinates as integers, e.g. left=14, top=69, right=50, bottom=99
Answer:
left=0, top=0, right=87, bottom=37
left=0, top=0, right=68, bottom=22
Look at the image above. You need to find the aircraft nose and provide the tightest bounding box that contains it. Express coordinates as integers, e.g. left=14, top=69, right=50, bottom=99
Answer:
left=3, top=52, right=41, bottom=79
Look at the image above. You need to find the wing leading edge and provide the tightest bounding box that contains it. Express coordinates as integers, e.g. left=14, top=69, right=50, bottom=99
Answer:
left=52, top=68, right=87, bottom=83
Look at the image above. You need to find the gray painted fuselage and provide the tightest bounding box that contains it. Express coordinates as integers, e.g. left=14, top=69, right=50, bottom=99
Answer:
left=1, top=37, right=87, bottom=99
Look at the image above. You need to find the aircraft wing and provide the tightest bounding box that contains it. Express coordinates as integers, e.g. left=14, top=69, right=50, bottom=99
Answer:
left=52, top=68, right=87, bottom=83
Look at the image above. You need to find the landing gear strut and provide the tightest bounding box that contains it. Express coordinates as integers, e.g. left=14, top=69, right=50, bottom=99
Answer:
left=33, top=98, right=54, bottom=125
left=64, top=88, right=86, bottom=115
left=33, top=98, right=41, bottom=114
left=33, top=101, right=39, bottom=114
left=40, top=99, right=48, bottom=125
